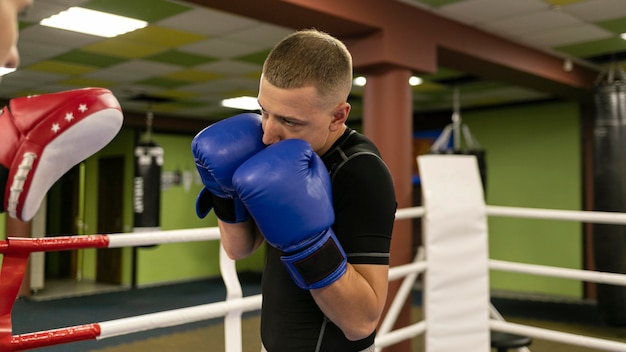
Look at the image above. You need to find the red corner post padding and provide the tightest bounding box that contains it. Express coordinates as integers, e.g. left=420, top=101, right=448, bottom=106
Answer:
left=0, top=235, right=110, bottom=351
left=0, top=253, right=29, bottom=350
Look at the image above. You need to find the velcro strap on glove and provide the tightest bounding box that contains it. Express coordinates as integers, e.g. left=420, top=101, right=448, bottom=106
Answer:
left=195, top=188, right=249, bottom=223
left=281, top=229, right=347, bottom=290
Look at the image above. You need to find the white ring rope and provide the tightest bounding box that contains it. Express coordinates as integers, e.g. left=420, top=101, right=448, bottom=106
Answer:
left=487, top=205, right=626, bottom=224
left=98, top=295, right=262, bottom=339
left=490, top=320, right=626, bottom=351
left=107, top=227, right=221, bottom=247
left=490, top=259, right=626, bottom=286
left=375, top=320, right=427, bottom=349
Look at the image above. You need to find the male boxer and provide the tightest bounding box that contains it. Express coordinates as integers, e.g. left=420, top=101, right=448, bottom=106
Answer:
left=193, top=29, right=396, bottom=351
left=0, top=0, right=123, bottom=221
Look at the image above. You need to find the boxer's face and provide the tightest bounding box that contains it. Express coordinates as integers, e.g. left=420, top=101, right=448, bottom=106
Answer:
left=0, top=0, right=32, bottom=70
left=258, top=76, right=349, bottom=156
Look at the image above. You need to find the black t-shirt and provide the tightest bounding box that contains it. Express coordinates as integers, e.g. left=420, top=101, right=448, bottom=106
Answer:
left=260, top=129, right=397, bottom=351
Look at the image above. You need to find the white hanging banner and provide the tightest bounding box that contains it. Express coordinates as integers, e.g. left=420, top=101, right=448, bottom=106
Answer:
left=417, top=154, right=490, bottom=352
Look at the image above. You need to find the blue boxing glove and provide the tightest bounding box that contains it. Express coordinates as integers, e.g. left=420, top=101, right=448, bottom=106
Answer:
left=233, top=139, right=347, bottom=290
left=191, top=113, right=265, bottom=223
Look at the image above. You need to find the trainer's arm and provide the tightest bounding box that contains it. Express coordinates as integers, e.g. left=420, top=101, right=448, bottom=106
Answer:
left=218, top=220, right=265, bottom=260
left=311, top=263, right=388, bottom=341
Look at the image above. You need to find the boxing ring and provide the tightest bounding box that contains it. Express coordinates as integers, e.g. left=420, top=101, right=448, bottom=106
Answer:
left=2, top=154, right=626, bottom=351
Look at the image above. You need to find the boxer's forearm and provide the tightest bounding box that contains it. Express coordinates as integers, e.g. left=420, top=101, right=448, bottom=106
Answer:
left=311, top=264, right=389, bottom=341
left=218, top=220, right=264, bottom=260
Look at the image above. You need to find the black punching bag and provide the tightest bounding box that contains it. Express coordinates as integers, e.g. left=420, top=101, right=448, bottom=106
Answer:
left=592, top=65, right=626, bottom=326
left=134, top=141, right=163, bottom=232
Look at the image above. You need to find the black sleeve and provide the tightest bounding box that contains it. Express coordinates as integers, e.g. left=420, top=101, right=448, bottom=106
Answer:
left=331, top=153, right=397, bottom=265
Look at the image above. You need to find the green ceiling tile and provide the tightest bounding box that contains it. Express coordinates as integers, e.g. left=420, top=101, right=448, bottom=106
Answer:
left=421, top=67, right=465, bottom=81
left=151, top=100, right=207, bottom=113
left=27, top=61, right=97, bottom=75
left=222, top=89, right=258, bottom=98
left=82, top=39, right=165, bottom=59
left=137, top=77, right=189, bottom=88
left=406, top=0, right=465, bottom=8
left=412, top=81, right=448, bottom=93
left=243, top=71, right=262, bottom=80
left=596, top=17, right=626, bottom=34
left=82, top=0, right=192, bottom=22
left=119, top=26, right=206, bottom=48
left=149, top=90, right=198, bottom=100
left=59, top=77, right=116, bottom=88
left=165, top=69, right=222, bottom=82
left=18, top=21, right=34, bottom=30
left=556, top=37, right=626, bottom=58
left=147, top=50, right=217, bottom=67
left=52, top=50, right=126, bottom=68
left=235, top=50, right=272, bottom=65
left=543, top=0, right=585, bottom=5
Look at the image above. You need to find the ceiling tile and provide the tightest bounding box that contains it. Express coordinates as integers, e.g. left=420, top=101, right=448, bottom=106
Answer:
left=223, top=23, right=294, bottom=48
left=137, top=77, right=189, bottom=89
left=146, top=50, right=218, bottom=67
left=82, top=60, right=182, bottom=82
left=404, top=0, right=464, bottom=7
left=595, top=17, right=626, bottom=34
left=58, top=77, right=117, bottom=88
left=481, top=9, right=583, bottom=39
left=20, top=1, right=76, bottom=22
left=235, top=50, right=272, bottom=65
left=119, top=26, right=207, bottom=48
left=562, top=0, right=626, bottom=22
left=523, top=23, right=612, bottom=47
left=542, top=0, right=584, bottom=6
left=0, top=70, right=70, bottom=93
left=437, top=0, right=549, bottom=25
left=81, top=39, right=166, bottom=59
left=155, top=7, right=259, bottom=36
left=52, top=50, right=127, bottom=68
left=16, top=40, right=70, bottom=66
left=19, top=25, right=103, bottom=49
left=195, top=60, right=261, bottom=76
left=82, top=0, right=193, bottom=22
left=556, top=36, right=626, bottom=58
left=27, top=60, right=97, bottom=75
left=164, top=69, right=223, bottom=82
left=180, top=38, right=263, bottom=59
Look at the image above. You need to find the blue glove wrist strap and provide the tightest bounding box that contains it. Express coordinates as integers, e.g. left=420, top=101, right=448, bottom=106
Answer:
left=280, top=229, right=347, bottom=290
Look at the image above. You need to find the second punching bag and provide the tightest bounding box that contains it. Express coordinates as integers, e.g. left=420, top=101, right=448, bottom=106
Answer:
left=134, top=141, right=163, bottom=232
left=592, top=68, right=626, bottom=326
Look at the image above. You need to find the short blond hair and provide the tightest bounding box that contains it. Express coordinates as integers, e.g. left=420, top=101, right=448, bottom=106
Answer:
left=262, top=29, right=353, bottom=105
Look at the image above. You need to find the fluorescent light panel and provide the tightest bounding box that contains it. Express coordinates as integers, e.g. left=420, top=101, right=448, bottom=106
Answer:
left=40, top=7, right=147, bottom=38
left=221, top=96, right=260, bottom=111
left=0, top=67, right=16, bottom=77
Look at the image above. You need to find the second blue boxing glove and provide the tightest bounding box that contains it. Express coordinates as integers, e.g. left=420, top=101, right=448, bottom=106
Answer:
left=232, top=139, right=347, bottom=290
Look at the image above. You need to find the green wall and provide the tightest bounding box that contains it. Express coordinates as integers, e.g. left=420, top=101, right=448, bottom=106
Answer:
left=462, top=100, right=582, bottom=298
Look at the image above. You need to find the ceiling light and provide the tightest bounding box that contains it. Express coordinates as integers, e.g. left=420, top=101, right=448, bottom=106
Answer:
left=409, top=76, right=423, bottom=86
left=0, top=67, right=16, bottom=77
left=353, top=76, right=367, bottom=87
left=221, top=96, right=260, bottom=111
left=40, top=7, right=147, bottom=38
